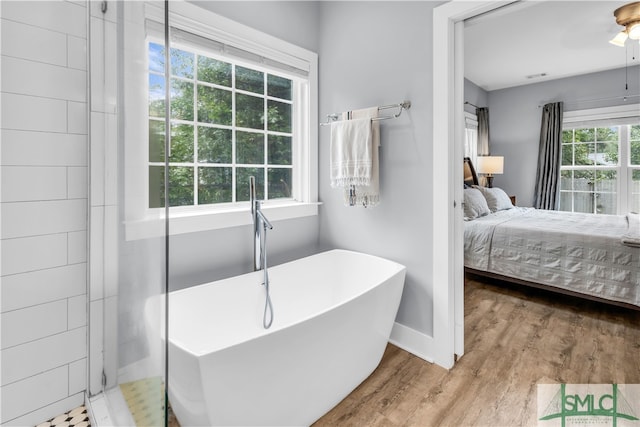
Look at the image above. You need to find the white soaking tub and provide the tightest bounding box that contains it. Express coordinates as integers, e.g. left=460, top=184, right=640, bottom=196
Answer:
left=145, top=249, right=406, bottom=426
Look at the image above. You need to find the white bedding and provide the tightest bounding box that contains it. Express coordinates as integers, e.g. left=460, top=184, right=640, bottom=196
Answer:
left=465, top=207, right=640, bottom=307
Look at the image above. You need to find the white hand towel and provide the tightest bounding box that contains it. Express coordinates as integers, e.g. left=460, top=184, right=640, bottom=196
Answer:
left=621, top=213, right=640, bottom=247
left=330, top=117, right=373, bottom=188
left=346, top=107, right=380, bottom=207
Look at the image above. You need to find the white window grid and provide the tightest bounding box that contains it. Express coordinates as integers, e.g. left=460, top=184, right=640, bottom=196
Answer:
left=148, top=43, right=296, bottom=208
left=560, top=124, right=639, bottom=214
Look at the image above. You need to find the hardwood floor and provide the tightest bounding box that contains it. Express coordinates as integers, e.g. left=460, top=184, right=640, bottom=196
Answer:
left=313, top=275, right=640, bottom=427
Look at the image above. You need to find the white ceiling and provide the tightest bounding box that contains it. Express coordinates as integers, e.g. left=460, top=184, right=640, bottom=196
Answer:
left=464, top=1, right=639, bottom=92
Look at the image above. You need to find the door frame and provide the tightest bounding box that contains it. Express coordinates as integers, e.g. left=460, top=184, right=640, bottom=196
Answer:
left=431, top=0, right=517, bottom=368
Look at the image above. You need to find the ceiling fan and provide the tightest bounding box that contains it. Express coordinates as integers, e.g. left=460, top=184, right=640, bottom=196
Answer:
left=610, top=1, right=640, bottom=46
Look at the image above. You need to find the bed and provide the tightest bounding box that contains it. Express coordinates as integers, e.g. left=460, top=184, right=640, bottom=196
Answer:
left=463, top=157, right=640, bottom=310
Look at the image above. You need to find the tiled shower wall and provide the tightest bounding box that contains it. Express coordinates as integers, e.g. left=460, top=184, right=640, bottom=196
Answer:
left=1, top=1, right=89, bottom=425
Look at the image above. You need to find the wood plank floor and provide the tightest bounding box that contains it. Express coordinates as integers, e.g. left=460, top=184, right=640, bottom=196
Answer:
left=313, top=275, right=640, bottom=427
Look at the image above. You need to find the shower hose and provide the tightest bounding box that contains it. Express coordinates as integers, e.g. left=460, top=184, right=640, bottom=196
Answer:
left=261, top=221, right=274, bottom=329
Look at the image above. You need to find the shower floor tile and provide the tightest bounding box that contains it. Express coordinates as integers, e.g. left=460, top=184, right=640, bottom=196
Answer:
left=36, top=405, right=90, bottom=427
left=119, top=376, right=179, bottom=427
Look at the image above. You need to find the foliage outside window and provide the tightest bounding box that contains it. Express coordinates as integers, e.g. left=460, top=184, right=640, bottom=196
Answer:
left=560, top=123, right=640, bottom=214
left=148, top=42, right=294, bottom=208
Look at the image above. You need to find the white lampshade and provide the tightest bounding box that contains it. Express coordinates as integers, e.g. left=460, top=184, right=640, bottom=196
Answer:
left=629, top=22, right=640, bottom=40
left=476, top=156, right=504, bottom=175
left=610, top=30, right=629, bottom=46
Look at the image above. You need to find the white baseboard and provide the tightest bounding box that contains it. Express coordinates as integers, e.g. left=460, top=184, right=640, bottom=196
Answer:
left=389, top=322, right=435, bottom=364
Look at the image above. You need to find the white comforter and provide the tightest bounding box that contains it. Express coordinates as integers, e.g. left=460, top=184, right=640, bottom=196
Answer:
left=465, top=207, right=640, bottom=307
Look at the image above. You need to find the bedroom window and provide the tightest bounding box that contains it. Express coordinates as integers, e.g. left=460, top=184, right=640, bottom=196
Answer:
left=560, top=107, right=640, bottom=214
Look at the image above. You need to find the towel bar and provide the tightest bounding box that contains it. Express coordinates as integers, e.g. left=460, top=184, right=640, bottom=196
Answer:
left=320, top=100, right=411, bottom=126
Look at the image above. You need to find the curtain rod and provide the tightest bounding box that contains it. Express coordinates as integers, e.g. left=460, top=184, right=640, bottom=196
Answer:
left=464, top=101, right=485, bottom=109
left=538, top=94, right=640, bottom=108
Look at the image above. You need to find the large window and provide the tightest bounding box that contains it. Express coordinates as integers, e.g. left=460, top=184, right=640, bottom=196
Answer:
left=148, top=42, right=296, bottom=208
left=560, top=106, right=640, bottom=214
left=123, top=3, right=318, bottom=239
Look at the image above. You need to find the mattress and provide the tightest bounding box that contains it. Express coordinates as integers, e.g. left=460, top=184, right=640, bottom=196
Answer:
left=465, top=207, right=640, bottom=307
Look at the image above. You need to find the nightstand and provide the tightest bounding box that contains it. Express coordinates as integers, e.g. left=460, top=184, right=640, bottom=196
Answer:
left=509, top=195, right=516, bottom=206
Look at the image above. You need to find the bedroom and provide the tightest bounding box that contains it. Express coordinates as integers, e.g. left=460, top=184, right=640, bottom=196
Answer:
left=462, top=0, right=640, bottom=309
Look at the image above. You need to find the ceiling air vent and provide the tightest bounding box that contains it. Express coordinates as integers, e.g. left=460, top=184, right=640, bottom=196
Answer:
left=526, top=73, right=548, bottom=80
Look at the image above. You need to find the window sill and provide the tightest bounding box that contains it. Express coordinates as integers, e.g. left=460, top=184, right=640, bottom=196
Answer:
left=124, top=201, right=320, bottom=241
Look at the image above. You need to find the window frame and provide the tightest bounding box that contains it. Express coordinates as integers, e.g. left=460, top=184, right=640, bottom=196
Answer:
left=561, top=104, right=640, bottom=215
left=123, top=2, right=318, bottom=240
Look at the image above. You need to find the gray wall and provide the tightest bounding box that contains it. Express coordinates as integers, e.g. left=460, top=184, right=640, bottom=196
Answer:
left=168, top=1, right=322, bottom=289
left=318, top=1, right=439, bottom=335
left=131, top=1, right=441, bottom=347
left=486, top=65, right=640, bottom=207
left=464, top=78, right=488, bottom=114
left=119, top=1, right=322, bottom=368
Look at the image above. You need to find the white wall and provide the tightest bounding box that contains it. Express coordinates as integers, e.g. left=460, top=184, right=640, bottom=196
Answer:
left=318, top=1, right=438, bottom=337
left=488, top=65, right=640, bottom=207
left=0, top=1, right=88, bottom=425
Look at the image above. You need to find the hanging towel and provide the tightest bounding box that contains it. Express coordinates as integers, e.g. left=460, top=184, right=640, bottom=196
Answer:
left=621, top=213, right=640, bottom=247
left=330, top=117, right=373, bottom=188
left=345, top=107, right=380, bottom=207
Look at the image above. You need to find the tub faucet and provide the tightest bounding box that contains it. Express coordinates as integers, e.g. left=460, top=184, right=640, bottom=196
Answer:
left=249, top=176, right=274, bottom=329
left=249, top=176, right=273, bottom=272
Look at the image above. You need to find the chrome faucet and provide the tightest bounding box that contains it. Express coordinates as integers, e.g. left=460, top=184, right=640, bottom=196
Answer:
left=250, top=176, right=273, bottom=271
left=249, top=176, right=274, bottom=329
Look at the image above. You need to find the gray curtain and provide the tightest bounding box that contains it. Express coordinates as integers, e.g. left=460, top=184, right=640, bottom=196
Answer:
left=534, top=102, right=564, bottom=210
left=476, top=107, right=490, bottom=155
left=476, top=107, right=490, bottom=186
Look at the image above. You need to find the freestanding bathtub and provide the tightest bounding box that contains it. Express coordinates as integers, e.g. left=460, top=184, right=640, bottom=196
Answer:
left=145, top=249, right=406, bottom=426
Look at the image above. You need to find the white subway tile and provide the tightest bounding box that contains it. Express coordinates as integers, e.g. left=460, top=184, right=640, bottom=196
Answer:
left=67, top=35, right=87, bottom=70
left=68, top=166, right=88, bottom=199
left=1, top=199, right=87, bottom=239
left=90, top=17, right=117, bottom=113
left=104, top=113, right=118, bottom=205
left=103, top=295, right=118, bottom=387
left=3, top=393, right=85, bottom=427
left=67, top=294, right=87, bottom=330
left=4, top=393, right=84, bottom=427
left=88, top=300, right=103, bottom=395
left=1, top=300, right=67, bottom=349
left=1, top=326, right=86, bottom=386
left=1, top=93, right=67, bottom=133
left=89, top=206, right=104, bottom=301
left=0, top=18, right=67, bottom=66
left=104, top=208, right=118, bottom=298
left=0, top=366, right=68, bottom=424
left=2, top=56, right=86, bottom=102
left=1, top=130, right=87, bottom=167
left=1, top=233, right=67, bottom=276
left=1, top=264, right=86, bottom=313
left=68, top=101, right=87, bottom=135
left=1, top=166, right=67, bottom=202
left=68, top=230, right=87, bottom=265
left=90, top=112, right=105, bottom=206
left=68, top=358, right=87, bottom=396
left=0, top=1, right=86, bottom=38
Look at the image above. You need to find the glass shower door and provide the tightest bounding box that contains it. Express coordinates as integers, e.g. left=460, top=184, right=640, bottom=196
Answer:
left=89, top=1, right=169, bottom=425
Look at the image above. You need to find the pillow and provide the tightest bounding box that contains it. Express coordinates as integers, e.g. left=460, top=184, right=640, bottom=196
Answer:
left=463, top=188, right=491, bottom=220
left=474, top=186, right=513, bottom=212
